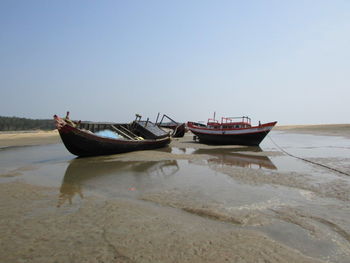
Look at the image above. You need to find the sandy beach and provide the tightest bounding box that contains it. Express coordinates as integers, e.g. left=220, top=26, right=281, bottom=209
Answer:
left=0, top=130, right=60, bottom=147
left=1, top=125, right=350, bottom=262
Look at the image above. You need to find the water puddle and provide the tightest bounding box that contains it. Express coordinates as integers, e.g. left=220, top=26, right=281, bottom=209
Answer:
left=192, top=147, right=278, bottom=170
left=172, top=145, right=329, bottom=177
left=52, top=158, right=301, bottom=210
left=171, top=147, right=196, bottom=155
left=0, top=144, right=72, bottom=182
left=262, top=131, right=350, bottom=158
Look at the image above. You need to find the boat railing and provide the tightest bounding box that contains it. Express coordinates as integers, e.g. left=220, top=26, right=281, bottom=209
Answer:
left=207, top=118, right=220, bottom=124
left=221, top=116, right=251, bottom=125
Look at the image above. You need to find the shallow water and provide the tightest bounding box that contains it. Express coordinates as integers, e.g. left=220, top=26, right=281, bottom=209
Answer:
left=262, top=131, right=350, bottom=158
left=1, top=131, right=350, bottom=262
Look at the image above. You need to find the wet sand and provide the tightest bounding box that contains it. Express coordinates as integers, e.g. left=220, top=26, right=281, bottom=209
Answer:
left=1, top=126, right=350, bottom=262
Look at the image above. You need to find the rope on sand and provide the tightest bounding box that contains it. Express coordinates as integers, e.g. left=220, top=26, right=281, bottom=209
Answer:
left=267, top=135, right=350, bottom=177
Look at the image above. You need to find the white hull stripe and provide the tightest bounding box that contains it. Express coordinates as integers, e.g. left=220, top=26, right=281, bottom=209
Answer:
left=189, top=126, right=273, bottom=135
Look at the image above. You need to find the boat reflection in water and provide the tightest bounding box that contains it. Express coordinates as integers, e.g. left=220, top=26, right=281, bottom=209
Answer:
left=192, top=147, right=277, bottom=170
left=57, top=157, right=179, bottom=207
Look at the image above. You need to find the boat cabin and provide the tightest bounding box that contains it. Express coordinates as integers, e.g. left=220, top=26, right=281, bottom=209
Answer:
left=207, top=116, right=252, bottom=129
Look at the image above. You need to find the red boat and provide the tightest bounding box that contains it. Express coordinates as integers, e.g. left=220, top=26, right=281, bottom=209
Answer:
left=187, top=115, right=277, bottom=146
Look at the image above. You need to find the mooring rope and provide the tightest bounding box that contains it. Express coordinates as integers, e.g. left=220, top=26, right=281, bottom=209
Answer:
left=267, top=134, right=350, bottom=177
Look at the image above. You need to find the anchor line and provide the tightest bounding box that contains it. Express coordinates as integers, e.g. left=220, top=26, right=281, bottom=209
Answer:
left=266, top=134, right=350, bottom=177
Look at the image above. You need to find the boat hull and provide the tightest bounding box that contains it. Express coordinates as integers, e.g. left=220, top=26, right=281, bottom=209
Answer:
left=159, top=123, right=186, bottom=138
left=173, top=123, right=186, bottom=138
left=58, top=124, right=171, bottom=157
left=188, top=121, right=277, bottom=146
left=191, top=130, right=269, bottom=146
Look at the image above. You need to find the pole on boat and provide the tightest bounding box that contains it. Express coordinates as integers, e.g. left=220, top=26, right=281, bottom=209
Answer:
left=163, top=114, right=178, bottom=125
left=135, top=114, right=142, bottom=122
left=155, top=112, right=160, bottom=124
left=160, top=115, right=165, bottom=125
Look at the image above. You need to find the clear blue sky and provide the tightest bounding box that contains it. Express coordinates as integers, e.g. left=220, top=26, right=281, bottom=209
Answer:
left=1, top=0, right=349, bottom=125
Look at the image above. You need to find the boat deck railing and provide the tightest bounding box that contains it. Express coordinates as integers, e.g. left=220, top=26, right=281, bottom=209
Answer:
left=207, top=116, right=251, bottom=126
left=222, top=116, right=251, bottom=125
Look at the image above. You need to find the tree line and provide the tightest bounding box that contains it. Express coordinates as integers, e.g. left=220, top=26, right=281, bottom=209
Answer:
left=0, top=116, right=55, bottom=131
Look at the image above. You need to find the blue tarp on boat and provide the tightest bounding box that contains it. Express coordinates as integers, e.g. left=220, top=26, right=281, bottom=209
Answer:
left=95, top=130, right=121, bottom=139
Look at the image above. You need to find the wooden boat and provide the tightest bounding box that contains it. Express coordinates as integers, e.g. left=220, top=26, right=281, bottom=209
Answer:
left=156, top=113, right=186, bottom=138
left=187, top=115, right=277, bottom=146
left=54, top=112, right=171, bottom=157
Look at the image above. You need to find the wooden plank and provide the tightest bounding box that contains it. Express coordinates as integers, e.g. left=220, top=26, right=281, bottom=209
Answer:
left=110, top=125, right=135, bottom=140
left=118, top=125, right=138, bottom=138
